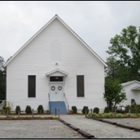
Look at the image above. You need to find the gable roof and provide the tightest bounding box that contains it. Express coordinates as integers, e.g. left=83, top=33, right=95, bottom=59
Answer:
left=4, top=14, right=107, bottom=67
left=46, top=68, right=69, bottom=77
left=121, top=80, right=140, bottom=87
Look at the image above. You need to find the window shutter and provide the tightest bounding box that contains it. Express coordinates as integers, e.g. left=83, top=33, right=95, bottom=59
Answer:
left=77, top=75, right=84, bottom=97
left=28, top=76, right=36, bottom=97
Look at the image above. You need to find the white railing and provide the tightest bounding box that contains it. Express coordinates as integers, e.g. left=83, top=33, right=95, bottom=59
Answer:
left=63, top=93, right=69, bottom=113
left=48, top=93, right=51, bottom=112
left=0, top=100, right=5, bottom=110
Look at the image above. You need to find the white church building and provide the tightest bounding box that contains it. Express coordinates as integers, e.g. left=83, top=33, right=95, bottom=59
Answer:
left=4, top=15, right=107, bottom=114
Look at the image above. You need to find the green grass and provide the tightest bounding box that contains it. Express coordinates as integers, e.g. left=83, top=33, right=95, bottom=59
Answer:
left=52, top=115, right=58, bottom=118
left=130, top=113, right=137, bottom=117
left=98, top=113, right=103, bottom=117
left=92, top=113, right=98, bottom=117
left=87, top=113, right=92, bottom=117
left=38, top=116, right=44, bottom=118
left=71, top=113, right=84, bottom=115
left=87, top=112, right=140, bottom=118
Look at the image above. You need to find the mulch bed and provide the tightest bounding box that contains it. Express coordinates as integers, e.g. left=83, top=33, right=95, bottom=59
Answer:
left=0, top=117, right=58, bottom=120
left=87, top=116, right=140, bottom=119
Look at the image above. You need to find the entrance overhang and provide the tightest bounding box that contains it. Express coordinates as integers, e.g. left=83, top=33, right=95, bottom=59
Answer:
left=45, top=68, right=69, bottom=77
left=131, top=86, right=140, bottom=91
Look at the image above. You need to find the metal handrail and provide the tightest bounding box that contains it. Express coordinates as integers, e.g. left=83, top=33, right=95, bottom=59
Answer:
left=48, top=93, right=51, bottom=112
left=0, top=100, right=5, bottom=110
left=63, top=93, right=69, bottom=112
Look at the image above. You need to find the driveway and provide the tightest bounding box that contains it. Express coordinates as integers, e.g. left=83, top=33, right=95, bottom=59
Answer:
left=60, top=115, right=140, bottom=138
left=0, top=115, right=139, bottom=138
left=0, top=120, right=84, bottom=138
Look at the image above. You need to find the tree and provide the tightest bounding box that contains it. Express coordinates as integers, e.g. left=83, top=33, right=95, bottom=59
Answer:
left=105, top=56, right=129, bottom=82
left=106, top=25, right=140, bottom=83
left=0, top=56, right=4, bottom=71
left=0, top=56, right=6, bottom=100
left=105, top=56, right=119, bottom=81
left=104, top=78, right=127, bottom=111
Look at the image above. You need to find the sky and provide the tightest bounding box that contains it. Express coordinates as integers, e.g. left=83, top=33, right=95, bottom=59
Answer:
left=0, top=1, right=140, bottom=62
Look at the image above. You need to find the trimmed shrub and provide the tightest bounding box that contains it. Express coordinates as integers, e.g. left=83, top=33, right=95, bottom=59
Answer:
left=109, top=112, right=114, bottom=117
left=131, top=103, right=140, bottom=114
left=37, top=105, right=44, bottom=114
left=25, top=105, right=32, bottom=114
left=92, top=113, right=98, bottom=117
left=82, top=106, right=89, bottom=114
left=116, top=113, right=123, bottom=117
left=93, top=107, right=99, bottom=114
left=5, top=106, right=11, bottom=114
left=138, top=104, right=140, bottom=113
left=2, top=101, right=13, bottom=114
left=104, top=107, right=110, bottom=113
left=15, top=105, right=21, bottom=115
left=125, top=105, right=131, bottom=113
left=131, top=107, right=136, bottom=113
left=71, top=106, right=77, bottom=113
left=103, top=113, right=110, bottom=117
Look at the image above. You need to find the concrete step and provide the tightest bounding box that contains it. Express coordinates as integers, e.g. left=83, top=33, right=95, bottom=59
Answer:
left=49, top=101, right=67, bottom=114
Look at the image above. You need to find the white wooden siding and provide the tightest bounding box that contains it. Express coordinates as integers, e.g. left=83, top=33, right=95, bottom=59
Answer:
left=7, top=18, right=106, bottom=112
left=119, top=82, right=140, bottom=106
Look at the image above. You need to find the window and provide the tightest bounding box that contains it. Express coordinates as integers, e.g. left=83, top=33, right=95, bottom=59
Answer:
left=28, top=75, right=36, bottom=97
left=50, top=76, right=63, bottom=82
left=77, top=75, right=84, bottom=97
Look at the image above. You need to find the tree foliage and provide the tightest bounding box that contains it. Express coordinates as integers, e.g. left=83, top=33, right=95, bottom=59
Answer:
left=106, top=25, right=140, bottom=83
left=104, top=78, right=127, bottom=111
left=0, top=56, right=4, bottom=71
left=0, top=56, right=6, bottom=100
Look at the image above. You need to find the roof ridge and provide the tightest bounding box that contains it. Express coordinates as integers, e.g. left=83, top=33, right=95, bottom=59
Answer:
left=121, top=80, right=140, bottom=87
left=56, top=15, right=106, bottom=66
left=4, top=14, right=107, bottom=67
left=4, top=15, right=57, bottom=67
